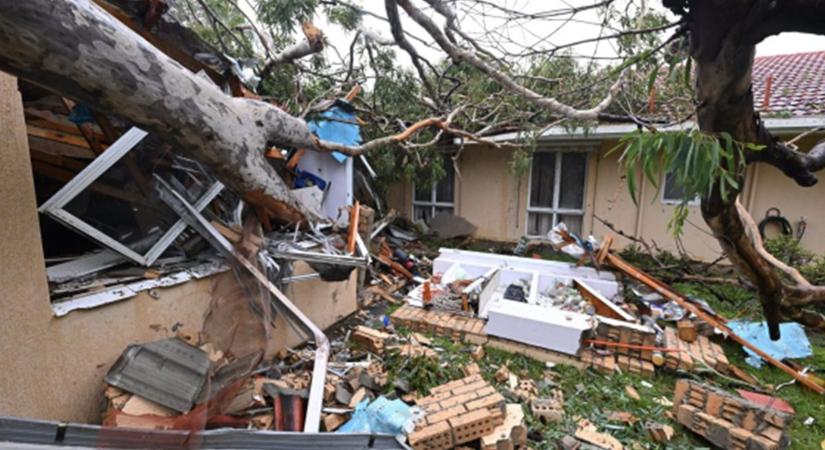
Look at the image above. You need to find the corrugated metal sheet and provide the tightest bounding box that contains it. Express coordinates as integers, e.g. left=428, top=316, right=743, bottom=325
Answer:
left=104, top=338, right=210, bottom=413
left=0, top=416, right=406, bottom=449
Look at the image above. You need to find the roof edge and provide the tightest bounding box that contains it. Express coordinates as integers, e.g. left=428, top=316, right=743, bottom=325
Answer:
left=459, top=116, right=825, bottom=145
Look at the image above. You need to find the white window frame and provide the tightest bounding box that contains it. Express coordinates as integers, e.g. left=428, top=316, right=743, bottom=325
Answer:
left=525, top=147, right=591, bottom=237
left=38, top=127, right=224, bottom=266
left=661, top=170, right=700, bottom=206
left=412, top=181, right=455, bottom=221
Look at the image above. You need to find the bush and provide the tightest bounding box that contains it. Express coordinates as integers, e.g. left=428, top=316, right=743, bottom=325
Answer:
left=764, top=236, right=825, bottom=285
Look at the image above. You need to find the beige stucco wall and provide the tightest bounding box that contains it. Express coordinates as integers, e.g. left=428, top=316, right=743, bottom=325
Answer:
left=0, top=74, right=357, bottom=424
left=387, top=134, right=825, bottom=261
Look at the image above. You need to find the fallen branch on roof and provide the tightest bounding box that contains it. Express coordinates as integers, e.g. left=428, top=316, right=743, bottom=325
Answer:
left=259, top=22, right=325, bottom=81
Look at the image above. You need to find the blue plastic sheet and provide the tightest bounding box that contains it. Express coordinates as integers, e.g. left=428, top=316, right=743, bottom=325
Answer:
left=728, top=321, right=812, bottom=368
left=307, top=100, right=361, bottom=164
left=337, top=396, right=414, bottom=436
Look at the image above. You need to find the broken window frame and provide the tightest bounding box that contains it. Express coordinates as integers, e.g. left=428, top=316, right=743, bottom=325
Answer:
left=412, top=155, right=456, bottom=222
left=525, top=148, right=590, bottom=237
left=38, top=127, right=224, bottom=266
left=661, top=170, right=700, bottom=206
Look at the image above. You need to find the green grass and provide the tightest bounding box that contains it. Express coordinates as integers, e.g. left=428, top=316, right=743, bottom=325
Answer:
left=383, top=239, right=825, bottom=447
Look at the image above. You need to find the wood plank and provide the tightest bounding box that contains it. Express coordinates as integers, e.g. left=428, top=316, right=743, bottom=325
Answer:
left=27, top=124, right=92, bottom=149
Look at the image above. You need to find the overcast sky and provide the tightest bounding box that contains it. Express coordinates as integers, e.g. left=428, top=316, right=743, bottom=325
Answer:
left=311, top=0, right=825, bottom=66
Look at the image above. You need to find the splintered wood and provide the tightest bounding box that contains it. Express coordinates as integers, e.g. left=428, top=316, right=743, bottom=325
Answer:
left=409, top=374, right=506, bottom=450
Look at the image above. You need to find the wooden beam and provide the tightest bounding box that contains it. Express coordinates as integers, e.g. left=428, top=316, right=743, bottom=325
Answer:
left=27, top=124, right=93, bottom=149
left=605, top=251, right=825, bottom=395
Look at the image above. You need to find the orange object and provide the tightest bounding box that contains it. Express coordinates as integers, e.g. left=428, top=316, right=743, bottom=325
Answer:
left=347, top=201, right=360, bottom=254
left=286, top=148, right=306, bottom=170
left=264, top=147, right=285, bottom=160
left=423, top=282, right=432, bottom=305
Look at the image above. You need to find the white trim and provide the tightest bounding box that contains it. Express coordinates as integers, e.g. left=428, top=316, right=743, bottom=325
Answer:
left=410, top=163, right=456, bottom=220
left=457, top=115, right=825, bottom=144
left=39, top=127, right=224, bottom=266
left=525, top=148, right=591, bottom=237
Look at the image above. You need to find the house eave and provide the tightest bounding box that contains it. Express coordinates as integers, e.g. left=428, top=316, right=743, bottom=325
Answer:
left=456, top=115, right=825, bottom=145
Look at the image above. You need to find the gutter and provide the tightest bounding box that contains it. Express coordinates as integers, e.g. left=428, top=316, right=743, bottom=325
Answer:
left=455, top=115, right=825, bottom=145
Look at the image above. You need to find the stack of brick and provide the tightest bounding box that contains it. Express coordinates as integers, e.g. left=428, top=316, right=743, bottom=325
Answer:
left=595, top=320, right=656, bottom=376
left=663, top=327, right=729, bottom=373
left=673, top=379, right=793, bottom=450
left=579, top=348, right=616, bottom=374
left=408, top=374, right=506, bottom=450
left=351, top=325, right=391, bottom=354
left=391, top=305, right=486, bottom=342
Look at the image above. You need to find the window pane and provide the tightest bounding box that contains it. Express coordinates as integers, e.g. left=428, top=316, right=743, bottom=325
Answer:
left=413, top=205, right=432, bottom=222
left=559, top=152, right=587, bottom=209
left=435, top=206, right=454, bottom=216
left=414, top=184, right=431, bottom=202
left=435, top=157, right=454, bottom=203
left=527, top=212, right=554, bottom=236
left=663, top=171, right=687, bottom=201
left=529, top=152, right=556, bottom=208
left=558, top=214, right=583, bottom=234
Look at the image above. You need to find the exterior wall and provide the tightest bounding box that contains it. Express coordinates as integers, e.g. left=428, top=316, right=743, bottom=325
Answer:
left=386, top=135, right=825, bottom=261
left=0, top=74, right=357, bottom=423
left=590, top=140, right=722, bottom=260
left=746, top=135, right=825, bottom=254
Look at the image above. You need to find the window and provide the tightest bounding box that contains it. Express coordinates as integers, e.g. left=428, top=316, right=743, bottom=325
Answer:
left=526, top=150, right=588, bottom=236
left=412, top=156, right=455, bottom=222
left=662, top=171, right=699, bottom=205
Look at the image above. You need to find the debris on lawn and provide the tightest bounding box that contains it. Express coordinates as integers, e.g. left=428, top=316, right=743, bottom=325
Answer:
left=727, top=320, right=813, bottom=368
left=673, top=379, right=794, bottom=449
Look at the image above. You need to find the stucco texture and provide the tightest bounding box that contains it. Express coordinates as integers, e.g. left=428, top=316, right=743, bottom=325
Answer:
left=387, top=135, right=825, bottom=261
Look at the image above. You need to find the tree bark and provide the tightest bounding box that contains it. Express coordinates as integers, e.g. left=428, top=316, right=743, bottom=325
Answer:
left=0, top=0, right=322, bottom=224
left=683, top=0, right=825, bottom=338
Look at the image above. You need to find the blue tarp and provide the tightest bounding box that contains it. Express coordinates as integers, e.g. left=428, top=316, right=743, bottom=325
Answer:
left=728, top=321, right=813, bottom=368
left=337, top=397, right=414, bottom=436
left=307, top=100, right=361, bottom=164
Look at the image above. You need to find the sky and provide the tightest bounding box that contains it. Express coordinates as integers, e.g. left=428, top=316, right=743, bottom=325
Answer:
left=239, top=0, right=825, bottom=71
left=313, top=1, right=825, bottom=65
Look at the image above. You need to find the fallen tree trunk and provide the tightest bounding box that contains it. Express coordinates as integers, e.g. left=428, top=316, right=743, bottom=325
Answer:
left=0, top=0, right=322, bottom=224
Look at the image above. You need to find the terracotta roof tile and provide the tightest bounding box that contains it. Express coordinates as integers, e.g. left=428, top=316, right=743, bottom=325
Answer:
left=753, top=51, right=825, bottom=117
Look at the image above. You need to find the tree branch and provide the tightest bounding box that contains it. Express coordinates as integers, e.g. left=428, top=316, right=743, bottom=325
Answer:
left=393, top=0, right=626, bottom=121
left=259, top=22, right=324, bottom=82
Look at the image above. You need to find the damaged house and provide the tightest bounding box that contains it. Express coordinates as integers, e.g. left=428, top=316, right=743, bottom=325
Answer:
left=387, top=51, right=825, bottom=260
left=0, top=1, right=823, bottom=450
left=0, top=0, right=365, bottom=432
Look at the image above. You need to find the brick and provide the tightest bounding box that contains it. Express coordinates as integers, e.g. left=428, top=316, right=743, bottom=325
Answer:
left=409, top=420, right=452, bottom=450
left=750, top=434, right=782, bottom=450
left=448, top=408, right=502, bottom=446
left=705, top=391, right=725, bottom=416
left=452, top=379, right=488, bottom=396
left=417, top=390, right=452, bottom=407
left=675, top=404, right=697, bottom=427
left=760, top=426, right=784, bottom=443
left=426, top=404, right=467, bottom=425
left=439, top=392, right=477, bottom=409
left=466, top=392, right=505, bottom=412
